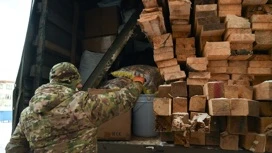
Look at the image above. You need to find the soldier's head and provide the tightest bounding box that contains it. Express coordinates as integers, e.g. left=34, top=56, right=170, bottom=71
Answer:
left=49, top=62, right=82, bottom=90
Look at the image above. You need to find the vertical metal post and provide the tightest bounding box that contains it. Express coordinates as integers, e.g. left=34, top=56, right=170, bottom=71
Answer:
left=34, top=0, right=48, bottom=89
left=71, top=1, right=79, bottom=65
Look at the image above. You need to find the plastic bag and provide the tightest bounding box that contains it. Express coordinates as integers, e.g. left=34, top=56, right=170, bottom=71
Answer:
left=111, top=65, right=164, bottom=94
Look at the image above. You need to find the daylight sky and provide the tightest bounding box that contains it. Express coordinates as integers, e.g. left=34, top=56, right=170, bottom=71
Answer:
left=0, top=0, right=32, bottom=81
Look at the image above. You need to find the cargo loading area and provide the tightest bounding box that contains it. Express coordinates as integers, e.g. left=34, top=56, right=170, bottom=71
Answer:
left=13, top=0, right=272, bottom=153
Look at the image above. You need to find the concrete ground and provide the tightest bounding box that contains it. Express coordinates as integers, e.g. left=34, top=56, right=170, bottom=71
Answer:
left=0, top=122, right=12, bottom=153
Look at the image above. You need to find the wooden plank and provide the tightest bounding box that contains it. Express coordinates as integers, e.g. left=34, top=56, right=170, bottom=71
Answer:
left=201, top=23, right=225, bottom=37
left=224, top=85, right=238, bottom=98
left=207, top=67, right=228, bottom=74
left=257, top=117, right=272, bottom=133
left=142, top=0, right=158, bottom=8
left=186, top=58, right=208, bottom=71
left=267, top=135, right=272, bottom=152
left=195, top=4, right=217, bottom=12
left=259, top=102, right=272, bottom=117
left=156, top=58, right=178, bottom=68
left=204, top=81, right=225, bottom=100
left=228, top=61, right=248, bottom=68
left=224, top=28, right=252, bottom=40
left=190, top=131, right=206, bottom=145
left=177, top=54, right=196, bottom=63
left=171, top=81, right=188, bottom=97
left=188, top=85, right=204, bottom=97
left=254, top=30, right=272, bottom=51
left=164, top=71, right=187, bottom=81
left=227, top=67, right=247, bottom=74
left=189, top=72, right=211, bottom=79
left=152, top=33, right=173, bottom=49
left=158, top=84, right=172, bottom=98
left=251, top=14, right=272, bottom=23
left=231, top=74, right=254, bottom=81
left=153, top=98, right=172, bottom=116
left=196, top=16, right=221, bottom=36
left=227, top=117, right=247, bottom=134
left=168, top=0, right=191, bottom=16
left=225, top=15, right=251, bottom=29
left=160, top=65, right=181, bottom=76
left=187, top=78, right=209, bottom=85
left=205, top=131, right=220, bottom=146
left=218, top=4, right=241, bottom=11
left=154, top=50, right=174, bottom=62
left=208, top=98, right=231, bottom=116
left=230, top=43, right=253, bottom=51
left=248, top=68, right=272, bottom=75
left=230, top=99, right=259, bottom=116
left=218, top=0, right=242, bottom=4
left=172, top=113, right=190, bottom=131
left=220, top=132, right=239, bottom=151
left=210, top=74, right=230, bottom=81
left=228, top=80, right=251, bottom=86
left=173, top=97, right=188, bottom=113
left=242, top=0, right=268, bottom=5
left=172, top=24, right=191, bottom=32
left=155, top=116, right=172, bottom=132
left=252, top=23, right=272, bottom=31
left=249, top=61, right=272, bottom=68
left=227, top=34, right=255, bottom=43
left=254, top=81, right=272, bottom=100
left=153, top=46, right=174, bottom=54
left=240, top=133, right=266, bottom=153
left=208, top=60, right=228, bottom=67
left=203, top=41, right=231, bottom=60
left=189, top=95, right=207, bottom=112
left=237, top=85, right=253, bottom=99
left=218, top=10, right=241, bottom=17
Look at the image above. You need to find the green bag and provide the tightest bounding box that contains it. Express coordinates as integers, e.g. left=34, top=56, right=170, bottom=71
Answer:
left=111, top=65, right=164, bottom=94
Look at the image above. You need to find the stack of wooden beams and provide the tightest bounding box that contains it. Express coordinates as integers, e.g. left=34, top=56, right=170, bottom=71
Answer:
left=224, top=15, right=254, bottom=60
left=168, top=0, right=192, bottom=39
left=137, top=6, right=166, bottom=42
left=155, top=81, right=211, bottom=146
left=218, top=0, right=242, bottom=17
left=152, top=33, right=186, bottom=81
left=137, top=0, right=272, bottom=152
left=251, top=14, right=272, bottom=51
left=243, top=4, right=272, bottom=20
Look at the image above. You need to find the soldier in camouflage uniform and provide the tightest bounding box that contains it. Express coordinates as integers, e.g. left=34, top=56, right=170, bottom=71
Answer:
left=6, top=62, right=145, bottom=153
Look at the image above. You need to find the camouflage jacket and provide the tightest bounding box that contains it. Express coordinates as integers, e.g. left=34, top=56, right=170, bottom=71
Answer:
left=6, top=82, right=143, bottom=153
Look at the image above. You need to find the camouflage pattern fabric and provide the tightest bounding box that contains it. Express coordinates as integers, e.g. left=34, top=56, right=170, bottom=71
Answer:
left=99, top=77, right=132, bottom=89
left=6, top=62, right=143, bottom=153
left=111, top=65, right=164, bottom=94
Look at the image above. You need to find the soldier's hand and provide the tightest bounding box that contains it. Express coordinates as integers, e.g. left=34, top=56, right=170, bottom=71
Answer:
left=133, top=76, right=145, bottom=84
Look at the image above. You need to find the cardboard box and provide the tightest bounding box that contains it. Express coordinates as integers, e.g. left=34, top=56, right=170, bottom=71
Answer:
left=88, top=88, right=131, bottom=140
left=85, top=6, right=120, bottom=38
left=97, top=111, right=131, bottom=140
left=82, top=35, right=116, bottom=53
